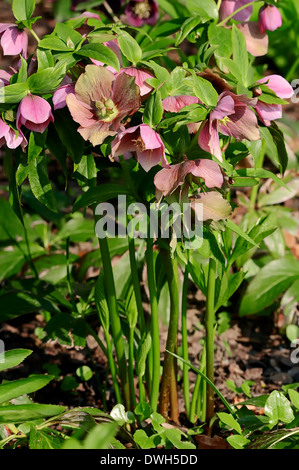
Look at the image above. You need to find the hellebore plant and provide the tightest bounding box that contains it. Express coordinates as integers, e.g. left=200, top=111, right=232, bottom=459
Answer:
left=0, top=0, right=295, bottom=439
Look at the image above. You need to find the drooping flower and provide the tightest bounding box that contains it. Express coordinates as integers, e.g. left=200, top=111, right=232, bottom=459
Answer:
left=198, top=91, right=260, bottom=161
left=52, top=75, right=75, bottom=111
left=120, top=67, right=154, bottom=97
left=17, top=95, right=54, bottom=133
left=125, top=0, right=159, bottom=27
left=162, top=95, right=202, bottom=134
left=0, top=118, right=27, bottom=150
left=190, top=191, right=232, bottom=222
left=254, top=74, right=294, bottom=126
left=258, top=4, right=282, bottom=34
left=0, top=23, right=28, bottom=58
left=66, top=65, right=141, bottom=147
left=219, top=0, right=254, bottom=22
left=0, top=69, right=12, bottom=87
left=237, top=22, right=269, bottom=57
left=110, top=123, right=166, bottom=172
left=154, top=158, right=224, bottom=200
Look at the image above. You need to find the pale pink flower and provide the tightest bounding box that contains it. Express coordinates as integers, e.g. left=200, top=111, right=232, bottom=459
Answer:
left=66, top=65, right=140, bottom=147
left=237, top=22, right=269, bottom=57
left=0, top=118, right=27, bottom=150
left=0, top=23, right=28, bottom=58
left=255, top=74, right=294, bottom=126
left=120, top=68, right=154, bottom=97
left=258, top=4, right=282, bottom=34
left=17, top=95, right=54, bottom=133
left=110, top=123, right=166, bottom=172
left=154, top=159, right=224, bottom=200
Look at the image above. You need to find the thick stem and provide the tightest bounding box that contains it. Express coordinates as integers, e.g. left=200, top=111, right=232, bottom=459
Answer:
left=249, top=141, right=266, bottom=210
left=181, top=267, right=190, bottom=418
left=146, top=238, right=160, bottom=412
left=205, top=257, right=217, bottom=427
left=99, top=236, right=131, bottom=410
left=129, top=327, right=137, bottom=409
left=158, top=250, right=180, bottom=422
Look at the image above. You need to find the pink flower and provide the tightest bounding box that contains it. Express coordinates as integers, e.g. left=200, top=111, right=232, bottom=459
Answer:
left=0, top=69, right=12, bottom=87
left=0, top=118, right=27, bottom=150
left=52, top=76, right=75, bottom=111
left=0, top=23, right=28, bottom=58
left=66, top=65, right=141, bottom=147
left=237, top=22, right=268, bottom=57
left=258, top=4, right=282, bottom=34
left=17, top=95, right=54, bottom=133
left=198, top=91, right=260, bottom=161
left=254, top=74, right=293, bottom=126
left=162, top=95, right=202, bottom=134
left=154, top=159, right=224, bottom=200
left=125, top=0, right=159, bottom=27
left=110, top=124, right=166, bottom=172
left=120, top=67, right=154, bottom=97
left=219, top=0, right=254, bottom=22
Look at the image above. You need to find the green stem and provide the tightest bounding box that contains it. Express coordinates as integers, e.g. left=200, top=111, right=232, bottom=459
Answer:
left=158, top=250, right=180, bottom=422
left=217, top=1, right=256, bottom=27
left=249, top=141, right=266, bottom=210
left=99, top=236, right=131, bottom=410
left=181, top=266, right=190, bottom=419
left=217, top=0, right=222, bottom=10
left=206, top=257, right=217, bottom=427
left=146, top=237, right=160, bottom=412
left=129, top=327, right=137, bottom=409
left=66, top=237, right=77, bottom=311
left=190, top=345, right=206, bottom=424
left=29, top=28, right=40, bottom=43
left=128, top=237, right=146, bottom=335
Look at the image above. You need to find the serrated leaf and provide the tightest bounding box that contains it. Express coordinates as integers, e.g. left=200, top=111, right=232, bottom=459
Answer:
left=77, top=43, right=120, bottom=72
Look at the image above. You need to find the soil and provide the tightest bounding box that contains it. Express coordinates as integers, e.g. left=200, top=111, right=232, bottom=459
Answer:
left=1, top=0, right=299, bottom=443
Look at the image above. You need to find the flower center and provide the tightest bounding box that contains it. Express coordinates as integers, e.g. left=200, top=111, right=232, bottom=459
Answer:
left=132, top=0, right=151, bottom=19
left=95, top=98, right=119, bottom=122
left=133, top=136, right=146, bottom=152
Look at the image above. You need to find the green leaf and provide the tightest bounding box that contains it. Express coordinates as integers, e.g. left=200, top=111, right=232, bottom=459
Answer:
left=12, top=0, right=35, bottom=21
left=227, top=434, right=250, bottom=449
left=29, top=427, right=65, bottom=449
left=226, top=219, right=258, bottom=247
left=239, top=258, right=299, bottom=316
left=73, top=154, right=97, bottom=189
left=232, top=25, right=248, bottom=86
left=136, top=332, right=151, bottom=376
left=82, top=422, right=118, bottom=449
left=28, top=130, right=47, bottom=163
left=288, top=389, right=299, bottom=410
left=54, top=22, right=83, bottom=48
left=0, top=349, right=32, bottom=373
left=143, top=91, right=163, bottom=127
left=163, top=428, right=196, bottom=449
left=53, top=109, right=85, bottom=164
left=28, top=154, right=57, bottom=212
left=76, top=366, right=93, bottom=382
left=133, top=429, right=159, bottom=449
left=186, top=0, right=218, bottom=20
left=175, top=16, right=202, bottom=46
left=73, top=184, right=132, bottom=211
left=190, top=71, right=218, bottom=107
left=117, top=30, right=142, bottom=64
left=217, top=412, right=242, bottom=435
left=0, top=404, right=66, bottom=424
left=110, top=404, right=134, bottom=426
left=0, top=83, right=29, bottom=104
left=0, top=375, right=53, bottom=404
left=38, top=37, right=72, bottom=51
left=0, top=291, right=59, bottom=322
left=264, top=391, right=295, bottom=428
left=27, top=66, right=65, bottom=94
left=77, top=43, right=120, bottom=72
left=260, top=125, right=288, bottom=175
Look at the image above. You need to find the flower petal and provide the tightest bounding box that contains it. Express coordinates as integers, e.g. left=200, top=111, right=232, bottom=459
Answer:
left=237, top=21, right=268, bottom=57
left=1, top=26, right=28, bottom=57
left=189, top=159, right=223, bottom=189
left=257, top=74, right=293, bottom=99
